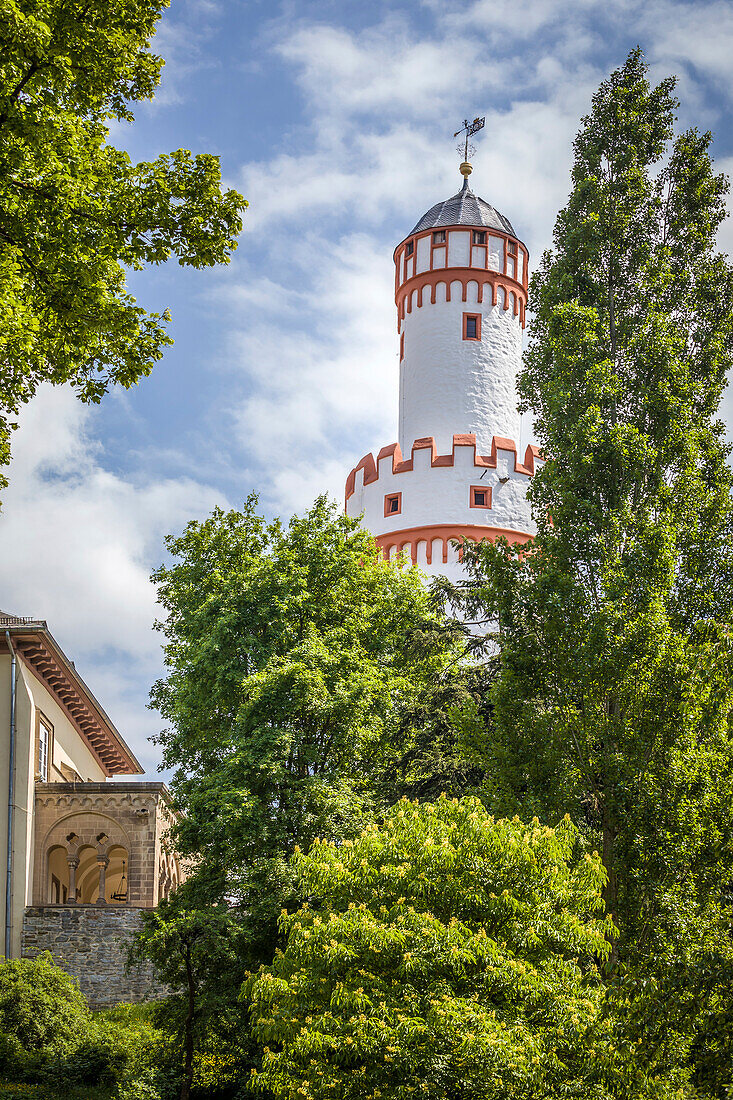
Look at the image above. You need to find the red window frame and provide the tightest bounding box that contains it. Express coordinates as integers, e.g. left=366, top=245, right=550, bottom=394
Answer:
left=384, top=492, right=402, bottom=517
left=463, top=312, right=481, bottom=341
left=470, top=485, right=492, bottom=509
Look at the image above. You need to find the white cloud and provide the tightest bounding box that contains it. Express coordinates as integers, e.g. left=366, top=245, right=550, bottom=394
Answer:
left=238, top=125, right=446, bottom=231
left=456, top=0, right=592, bottom=36
left=643, top=0, right=733, bottom=89
left=0, top=387, right=225, bottom=773
left=276, top=18, right=491, bottom=120
left=224, top=0, right=733, bottom=523
left=223, top=231, right=397, bottom=511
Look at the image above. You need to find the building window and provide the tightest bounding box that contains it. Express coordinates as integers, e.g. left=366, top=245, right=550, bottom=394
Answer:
left=463, top=313, right=481, bottom=341
left=50, top=875, right=67, bottom=904
left=405, top=240, right=414, bottom=256
left=470, top=485, right=492, bottom=509
left=384, top=492, right=402, bottom=517
left=472, top=230, right=486, bottom=244
left=37, top=714, right=52, bottom=780
left=507, top=239, right=518, bottom=256
left=400, top=332, right=404, bottom=361
left=432, top=230, right=446, bottom=243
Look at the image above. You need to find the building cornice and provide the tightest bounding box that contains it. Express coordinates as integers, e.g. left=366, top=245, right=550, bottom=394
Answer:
left=375, top=523, right=534, bottom=566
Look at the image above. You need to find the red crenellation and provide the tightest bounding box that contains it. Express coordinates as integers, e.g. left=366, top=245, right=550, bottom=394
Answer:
left=344, top=433, right=542, bottom=507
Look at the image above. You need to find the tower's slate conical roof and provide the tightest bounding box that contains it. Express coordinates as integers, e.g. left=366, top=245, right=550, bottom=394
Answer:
left=409, top=177, right=515, bottom=237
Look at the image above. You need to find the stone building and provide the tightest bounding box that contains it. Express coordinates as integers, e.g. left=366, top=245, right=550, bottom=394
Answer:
left=1, top=612, right=181, bottom=1005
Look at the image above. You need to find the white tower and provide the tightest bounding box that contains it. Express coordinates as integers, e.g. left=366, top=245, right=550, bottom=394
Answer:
left=345, top=162, right=540, bottom=582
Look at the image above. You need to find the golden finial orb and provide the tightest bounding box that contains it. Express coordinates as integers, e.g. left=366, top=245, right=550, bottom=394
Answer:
left=459, top=161, right=473, bottom=178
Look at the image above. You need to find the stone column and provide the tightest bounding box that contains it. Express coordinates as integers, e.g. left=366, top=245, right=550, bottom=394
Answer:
left=96, top=856, right=109, bottom=905
left=67, top=857, right=79, bottom=904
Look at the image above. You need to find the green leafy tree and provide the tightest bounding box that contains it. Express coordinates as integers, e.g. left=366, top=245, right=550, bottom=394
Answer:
left=151, top=495, right=461, bottom=963
left=0, top=0, right=245, bottom=481
left=451, top=50, right=733, bottom=1091
left=143, top=497, right=465, bottom=1092
left=247, top=796, right=676, bottom=1100
left=129, top=892, right=245, bottom=1100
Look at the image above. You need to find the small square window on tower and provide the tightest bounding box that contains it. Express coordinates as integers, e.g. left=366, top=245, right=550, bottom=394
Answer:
left=432, top=230, right=446, bottom=243
left=405, top=240, right=414, bottom=256
left=470, top=485, right=492, bottom=509
left=507, top=239, right=518, bottom=256
left=384, top=492, right=402, bottom=517
left=463, top=313, right=481, bottom=341
left=472, top=230, right=486, bottom=244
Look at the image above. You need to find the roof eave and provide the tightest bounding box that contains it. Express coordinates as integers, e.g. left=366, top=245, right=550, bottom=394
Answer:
left=3, top=624, right=144, bottom=776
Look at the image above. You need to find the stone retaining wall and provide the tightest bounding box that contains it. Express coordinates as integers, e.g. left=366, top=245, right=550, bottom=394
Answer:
left=22, top=905, right=165, bottom=1007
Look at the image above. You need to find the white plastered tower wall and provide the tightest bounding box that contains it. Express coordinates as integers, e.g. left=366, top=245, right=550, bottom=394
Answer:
left=345, top=168, right=541, bottom=578
left=399, top=283, right=522, bottom=453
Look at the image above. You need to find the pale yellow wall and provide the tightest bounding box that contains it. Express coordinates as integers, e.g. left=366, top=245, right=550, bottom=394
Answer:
left=22, top=667, right=107, bottom=785
left=0, top=652, right=35, bottom=956
left=0, top=652, right=108, bottom=956
left=14, top=658, right=35, bottom=955
left=0, top=653, right=11, bottom=956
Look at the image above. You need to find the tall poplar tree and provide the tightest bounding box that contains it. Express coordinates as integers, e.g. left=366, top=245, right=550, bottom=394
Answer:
left=453, top=50, right=733, bottom=1090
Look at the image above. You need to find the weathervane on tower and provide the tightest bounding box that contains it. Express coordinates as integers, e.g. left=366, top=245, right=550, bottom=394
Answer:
left=454, top=116, right=485, bottom=179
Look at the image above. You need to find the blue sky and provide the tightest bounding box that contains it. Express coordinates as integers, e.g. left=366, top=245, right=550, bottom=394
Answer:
left=1, top=0, right=732, bottom=775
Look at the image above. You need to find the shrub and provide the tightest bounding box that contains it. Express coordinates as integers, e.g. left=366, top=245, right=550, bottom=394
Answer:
left=94, top=1002, right=166, bottom=1100
left=0, top=961, right=167, bottom=1097
left=0, top=955, right=89, bottom=1059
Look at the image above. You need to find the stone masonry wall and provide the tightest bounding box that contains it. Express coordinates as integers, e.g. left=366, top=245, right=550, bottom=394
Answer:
left=22, top=906, right=166, bottom=1007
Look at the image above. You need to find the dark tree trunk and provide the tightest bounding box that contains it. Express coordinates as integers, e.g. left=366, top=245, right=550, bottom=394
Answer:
left=180, top=947, right=196, bottom=1100
left=602, top=809, right=619, bottom=970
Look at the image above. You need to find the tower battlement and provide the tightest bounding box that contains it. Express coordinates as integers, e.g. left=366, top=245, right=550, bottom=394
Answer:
left=346, top=434, right=540, bottom=578
left=346, top=433, right=541, bottom=499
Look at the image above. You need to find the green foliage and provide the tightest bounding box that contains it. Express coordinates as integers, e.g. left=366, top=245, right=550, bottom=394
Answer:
left=92, top=1002, right=164, bottom=1099
left=144, top=496, right=463, bottom=1095
left=131, top=897, right=241, bottom=1008
left=151, top=495, right=460, bottom=962
left=0, top=1082, right=112, bottom=1100
left=0, top=961, right=166, bottom=1098
left=448, top=49, right=733, bottom=1092
left=0, top=954, right=89, bottom=1059
left=0, top=0, right=246, bottom=481
left=247, top=797, right=672, bottom=1100
left=381, top=650, right=491, bottom=804
left=130, top=894, right=249, bottom=1100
